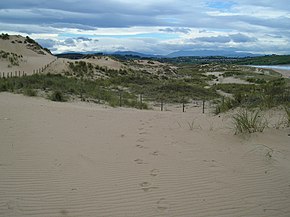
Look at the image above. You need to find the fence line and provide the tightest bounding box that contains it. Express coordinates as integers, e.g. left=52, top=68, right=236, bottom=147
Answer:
left=137, top=95, right=212, bottom=113
left=0, top=58, right=57, bottom=79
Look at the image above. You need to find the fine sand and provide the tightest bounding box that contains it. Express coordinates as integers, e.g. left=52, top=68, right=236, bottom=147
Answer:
left=0, top=93, right=290, bottom=217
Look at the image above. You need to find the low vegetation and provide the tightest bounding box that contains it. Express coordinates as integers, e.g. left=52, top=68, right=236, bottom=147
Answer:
left=0, top=50, right=23, bottom=66
left=214, top=78, right=290, bottom=114
left=0, top=35, right=289, bottom=116
left=0, top=74, right=147, bottom=108
left=64, top=61, right=218, bottom=103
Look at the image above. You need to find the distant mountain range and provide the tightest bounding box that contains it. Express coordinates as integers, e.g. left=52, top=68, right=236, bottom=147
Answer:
left=112, top=50, right=260, bottom=58
left=166, top=50, right=260, bottom=58
left=56, top=49, right=260, bottom=59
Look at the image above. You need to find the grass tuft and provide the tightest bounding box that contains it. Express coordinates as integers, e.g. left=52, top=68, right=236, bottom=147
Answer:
left=233, top=109, right=267, bottom=134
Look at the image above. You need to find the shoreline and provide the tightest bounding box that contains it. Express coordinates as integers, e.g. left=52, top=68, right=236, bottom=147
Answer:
left=249, top=65, right=290, bottom=78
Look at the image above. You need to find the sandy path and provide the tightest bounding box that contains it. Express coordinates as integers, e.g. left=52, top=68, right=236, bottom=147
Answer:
left=0, top=93, right=290, bottom=217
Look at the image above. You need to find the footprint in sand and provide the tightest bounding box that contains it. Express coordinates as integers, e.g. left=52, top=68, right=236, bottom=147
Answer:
left=136, top=144, right=147, bottom=149
left=139, top=182, right=158, bottom=192
left=156, top=198, right=169, bottom=211
left=134, top=158, right=146, bottom=164
left=139, top=131, right=148, bottom=135
left=150, top=169, right=159, bottom=177
left=137, top=138, right=145, bottom=142
left=7, top=200, right=17, bottom=210
left=54, top=159, right=62, bottom=167
left=203, top=159, right=223, bottom=170
left=150, top=151, right=160, bottom=156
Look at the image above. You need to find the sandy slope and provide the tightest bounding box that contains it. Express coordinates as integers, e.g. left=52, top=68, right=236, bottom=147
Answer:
left=0, top=93, right=290, bottom=217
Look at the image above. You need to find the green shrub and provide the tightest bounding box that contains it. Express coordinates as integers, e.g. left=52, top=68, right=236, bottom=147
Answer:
left=0, top=33, right=9, bottom=40
left=50, top=90, right=66, bottom=102
left=23, top=88, right=37, bottom=96
left=232, top=109, right=267, bottom=134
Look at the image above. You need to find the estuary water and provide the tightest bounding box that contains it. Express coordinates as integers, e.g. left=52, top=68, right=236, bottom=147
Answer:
left=250, top=65, right=290, bottom=71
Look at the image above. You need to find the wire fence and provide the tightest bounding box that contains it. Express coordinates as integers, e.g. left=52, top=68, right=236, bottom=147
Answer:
left=121, top=93, right=213, bottom=113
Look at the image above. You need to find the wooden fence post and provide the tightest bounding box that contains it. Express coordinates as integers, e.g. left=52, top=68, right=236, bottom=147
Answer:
left=140, top=94, right=143, bottom=109
left=119, top=91, right=122, bottom=107
left=182, top=97, right=185, bottom=112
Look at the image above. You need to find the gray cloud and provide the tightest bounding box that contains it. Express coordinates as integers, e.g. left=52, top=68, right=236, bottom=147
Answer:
left=230, top=33, right=256, bottom=43
left=77, top=37, right=92, bottom=41
left=159, top=27, right=191, bottom=34
left=63, top=38, right=75, bottom=46
left=194, top=33, right=257, bottom=43
left=0, top=0, right=289, bottom=54
left=0, top=0, right=289, bottom=34
left=195, top=35, right=231, bottom=43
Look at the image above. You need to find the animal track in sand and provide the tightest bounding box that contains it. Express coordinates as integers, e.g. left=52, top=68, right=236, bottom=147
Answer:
left=139, top=181, right=158, bottom=192
left=156, top=198, right=169, bottom=211
left=150, top=169, right=159, bottom=177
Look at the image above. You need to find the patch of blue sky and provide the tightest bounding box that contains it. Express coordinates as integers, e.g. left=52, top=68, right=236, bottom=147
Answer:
left=206, top=1, right=236, bottom=11
left=59, top=33, right=96, bottom=39
left=59, top=32, right=179, bottom=40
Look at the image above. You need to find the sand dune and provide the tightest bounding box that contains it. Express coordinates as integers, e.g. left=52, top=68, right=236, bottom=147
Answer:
left=0, top=92, right=289, bottom=217
left=0, top=35, right=56, bottom=76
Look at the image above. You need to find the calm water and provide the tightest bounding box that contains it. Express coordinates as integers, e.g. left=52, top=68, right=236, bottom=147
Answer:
left=251, top=65, right=290, bottom=71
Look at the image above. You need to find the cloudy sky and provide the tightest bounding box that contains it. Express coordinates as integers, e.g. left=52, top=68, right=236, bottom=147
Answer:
left=1, top=0, right=290, bottom=55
